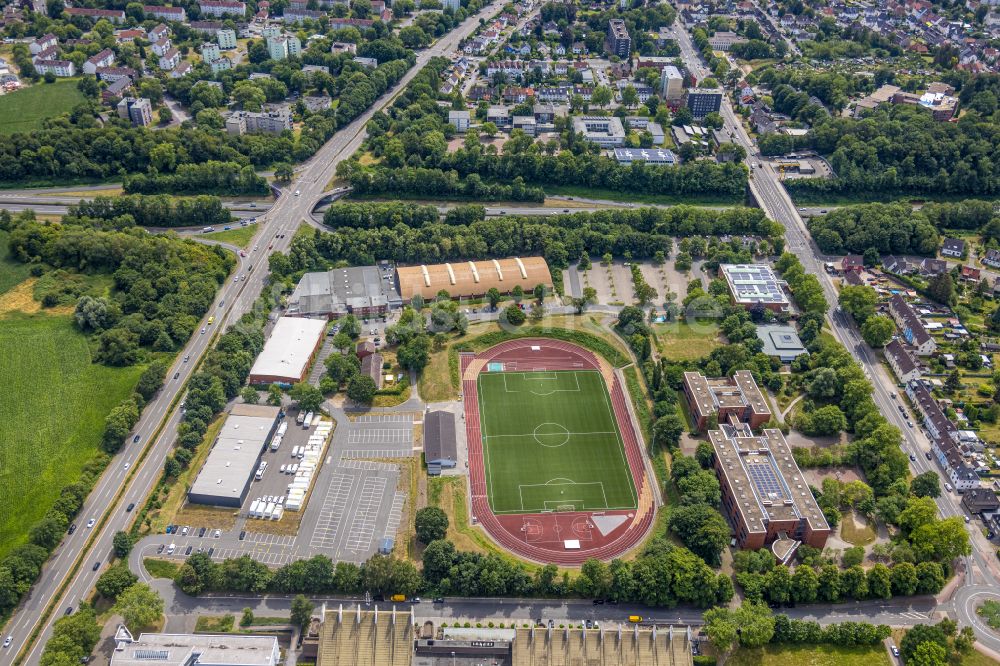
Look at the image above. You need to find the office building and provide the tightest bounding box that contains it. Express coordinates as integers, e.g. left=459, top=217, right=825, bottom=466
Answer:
left=607, top=18, right=631, bottom=57
left=116, top=97, right=153, bottom=127
left=720, top=263, right=789, bottom=311
left=572, top=116, right=626, bottom=147
left=711, top=424, right=830, bottom=559
left=612, top=147, right=677, bottom=165
left=685, top=88, right=723, bottom=119
left=112, top=626, right=279, bottom=666
left=187, top=404, right=281, bottom=507
left=660, top=64, right=684, bottom=101
left=287, top=265, right=402, bottom=318
left=683, top=370, right=770, bottom=430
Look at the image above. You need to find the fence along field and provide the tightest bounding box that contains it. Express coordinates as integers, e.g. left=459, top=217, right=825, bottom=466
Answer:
left=477, top=370, right=637, bottom=515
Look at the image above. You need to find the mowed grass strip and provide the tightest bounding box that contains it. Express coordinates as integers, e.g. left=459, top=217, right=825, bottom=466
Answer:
left=478, top=370, right=636, bottom=514
left=0, top=80, right=88, bottom=135
left=0, top=313, right=143, bottom=558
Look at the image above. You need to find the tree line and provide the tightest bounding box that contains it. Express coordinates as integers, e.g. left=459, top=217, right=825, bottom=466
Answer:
left=172, top=535, right=732, bottom=608
left=70, top=195, right=233, bottom=229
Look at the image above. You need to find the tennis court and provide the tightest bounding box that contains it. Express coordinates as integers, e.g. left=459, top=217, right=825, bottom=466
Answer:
left=477, top=370, right=638, bottom=514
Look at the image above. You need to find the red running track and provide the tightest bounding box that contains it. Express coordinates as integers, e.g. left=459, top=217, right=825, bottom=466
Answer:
left=461, top=338, right=655, bottom=565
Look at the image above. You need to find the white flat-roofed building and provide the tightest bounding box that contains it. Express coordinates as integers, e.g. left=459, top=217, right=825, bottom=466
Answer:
left=572, top=116, right=626, bottom=147
left=613, top=147, right=677, bottom=165
left=111, top=626, right=280, bottom=666
left=720, top=263, right=790, bottom=311
left=247, top=316, right=327, bottom=386
left=187, top=404, right=281, bottom=507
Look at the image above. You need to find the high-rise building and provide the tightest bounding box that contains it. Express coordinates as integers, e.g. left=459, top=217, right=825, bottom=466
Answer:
left=685, top=88, right=723, bottom=119
left=217, top=28, right=237, bottom=49
left=117, top=97, right=153, bottom=127
left=607, top=19, right=631, bottom=57
left=660, top=64, right=684, bottom=101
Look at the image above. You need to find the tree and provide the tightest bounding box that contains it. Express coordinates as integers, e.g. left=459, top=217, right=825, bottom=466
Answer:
left=267, top=383, right=283, bottom=406
left=572, top=287, right=597, bottom=314
left=838, top=285, right=877, bottom=323
left=910, top=516, right=971, bottom=562
left=703, top=602, right=774, bottom=654
left=890, top=561, right=919, bottom=596
left=326, top=353, right=361, bottom=385
left=240, top=386, right=259, bottom=404
left=112, top=531, right=133, bottom=558
left=486, top=287, right=501, bottom=310
left=115, top=583, right=164, bottom=630
left=591, top=85, right=612, bottom=108
left=944, top=369, right=961, bottom=394
left=621, top=85, right=639, bottom=108
left=791, top=564, right=819, bottom=604
left=533, top=284, right=546, bottom=303
left=511, top=285, right=523, bottom=304
left=703, top=606, right=739, bottom=656
left=289, top=382, right=324, bottom=412
left=669, top=504, right=729, bottom=565
left=346, top=375, right=377, bottom=404
left=241, top=607, right=255, bottom=627
left=274, top=162, right=294, bottom=182
left=290, top=594, right=313, bottom=632
left=422, top=539, right=456, bottom=583
left=927, top=272, right=955, bottom=305
left=415, top=507, right=449, bottom=544
left=909, top=641, right=947, bottom=666
left=96, top=564, right=137, bottom=600
left=910, top=471, right=940, bottom=498
left=861, top=315, right=894, bottom=347
left=807, top=367, right=840, bottom=398
left=653, top=413, right=684, bottom=450
left=158, top=107, right=173, bottom=125
left=503, top=304, right=526, bottom=326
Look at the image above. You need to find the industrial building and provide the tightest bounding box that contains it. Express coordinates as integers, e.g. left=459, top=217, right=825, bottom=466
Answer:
left=719, top=264, right=790, bottom=312
left=682, top=370, right=770, bottom=430
left=424, top=410, right=457, bottom=475
left=287, top=265, right=402, bottom=318
left=247, top=317, right=327, bottom=386
left=111, top=626, right=280, bottom=666
left=188, top=404, right=281, bottom=507
left=314, top=607, right=412, bottom=666
left=396, top=256, right=551, bottom=303
left=711, top=424, right=830, bottom=560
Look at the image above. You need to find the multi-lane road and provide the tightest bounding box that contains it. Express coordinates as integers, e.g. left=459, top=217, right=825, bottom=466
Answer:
left=2, top=3, right=507, bottom=662
left=671, top=14, right=1000, bottom=654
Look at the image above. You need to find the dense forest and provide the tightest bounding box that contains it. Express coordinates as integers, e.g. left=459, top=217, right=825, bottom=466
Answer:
left=71, top=194, right=233, bottom=229
left=3, top=210, right=232, bottom=365
left=783, top=104, right=1000, bottom=196
left=807, top=200, right=1000, bottom=255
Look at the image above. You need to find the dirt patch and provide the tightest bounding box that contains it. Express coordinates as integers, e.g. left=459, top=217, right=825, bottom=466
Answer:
left=802, top=466, right=863, bottom=486
left=0, top=278, right=42, bottom=315
left=171, top=503, right=238, bottom=532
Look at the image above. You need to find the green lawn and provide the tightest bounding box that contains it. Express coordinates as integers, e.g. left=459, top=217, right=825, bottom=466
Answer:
left=201, top=225, right=259, bottom=248
left=728, top=644, right=891, bottom=666
left=652, top=321, right=721, bottom=360
left=0, top=80, right=88, bottom=135
left=478, top=370, right=637, bottom=513
left=0, top=230, right=32, bottom=294
left=0, top=313, right=143, bottom=558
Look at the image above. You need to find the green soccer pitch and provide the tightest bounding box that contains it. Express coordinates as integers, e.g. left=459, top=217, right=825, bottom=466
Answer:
left=477, top=370, right=638, bottom=514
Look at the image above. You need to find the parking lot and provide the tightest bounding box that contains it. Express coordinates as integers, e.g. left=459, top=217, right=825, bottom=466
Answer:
left=146, top=407, right=415, bottom=567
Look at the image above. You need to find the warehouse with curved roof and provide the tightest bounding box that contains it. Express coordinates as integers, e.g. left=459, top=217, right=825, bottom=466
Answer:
left=395, top=256, right=551, bottom=302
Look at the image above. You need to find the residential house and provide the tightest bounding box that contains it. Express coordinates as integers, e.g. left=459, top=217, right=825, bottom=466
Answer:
left=30, top=34, right=57, bottom=55
left=885, top=339, right=921, bottom=384
left=919, top=258, right=948, bottom=276
left=888, top=295, right=937, bottom=356
left=33, top=59, right=75, bottom=77
left=143, top=5, right=186, bottom=21
left=96, top=66, right=136, bottom=83
left=941, top=237, right=966, bottom=258
left=841, top=255, right=864, bottom=273
left=983, top=249, right=1000, bottom=269
left=152, top=37, right=172, bottom=57
left=199, top=0, right=247, bottom=17
left=101, top=76, right=134, bottom=102
left=82, top=48, right=114, bottom=75
left=65, top=7, right=125, bottom=23
left=158, top=48, right=181, bottom=71
left=882, top=255, right=914, bottom=275
left=149, top=23, right=170, bottom=43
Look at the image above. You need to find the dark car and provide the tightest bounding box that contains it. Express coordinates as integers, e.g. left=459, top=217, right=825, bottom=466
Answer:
left=185, top=546, right=192, bottom=555
left=208, top=548, right=215, bottom=557
left=198, top=527, right=207, bottom=537
left=239, top=530, right=246, bottom=541
left=126, top=503, right=135, bottom=512
left=132, top=435, right=141, bottom=443
left=433, top=597, right=444, bottom=604
left=65, top=607, right=73, bottom=616
left=925, top=452, right=932, bottom=460
left=92, top=561, right=101, bottom=572
left=173, top=372, right=180, bottom=380
left=156, top=544, right=165, bottom=554
left=68, top=524, right=76, bottom=535
left=909, top=454, right=916, bottom=462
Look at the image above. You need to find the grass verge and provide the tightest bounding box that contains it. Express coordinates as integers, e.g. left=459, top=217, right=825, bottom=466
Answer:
left=543, top=185, right=742, bottom=206
left=651, top=321, right=722, bottom=360
left=201, top=225, right=258, bottom=248
left=727, top=644, right=891, bottom=666
left=143, top=558, right=181, bottom=580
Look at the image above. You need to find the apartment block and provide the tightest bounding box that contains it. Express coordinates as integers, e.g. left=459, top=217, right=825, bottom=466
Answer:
left=607, top=18, right=631, bottom=57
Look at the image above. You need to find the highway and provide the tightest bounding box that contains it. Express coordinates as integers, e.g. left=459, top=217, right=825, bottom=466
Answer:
left=2, top=2, right=506, bottom=663
left=671, top=13, right=1000, bottom=653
